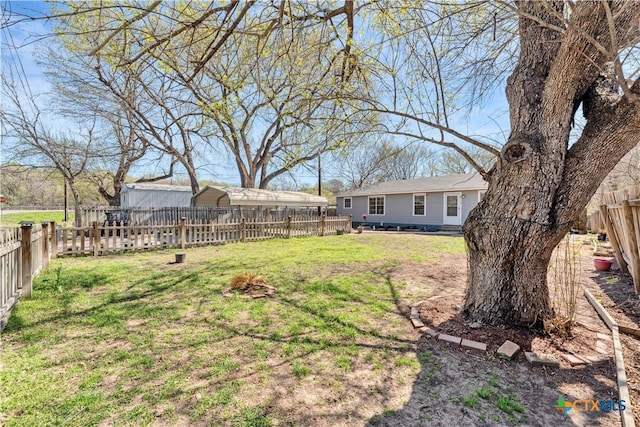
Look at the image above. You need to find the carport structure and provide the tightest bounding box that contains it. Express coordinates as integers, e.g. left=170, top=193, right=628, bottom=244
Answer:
left=192, top=186, right=328, bottom=220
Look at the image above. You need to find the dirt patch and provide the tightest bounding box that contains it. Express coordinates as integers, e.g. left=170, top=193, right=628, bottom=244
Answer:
left=367, top=234, right=628, bottom=427
left=385, top=255, right=468, bottom=297
left=374, top=342, right=618, bottom=427
left=579, top=243, right=640, bottom=426
left=417, top=294, right=612, bottom=366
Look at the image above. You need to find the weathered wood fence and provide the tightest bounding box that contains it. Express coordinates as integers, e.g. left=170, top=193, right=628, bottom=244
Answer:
left=599, top=185, right=640, bottom=294
left=1, top=222, right=49, bottom=329
left=55, top=216, right=353, bottom=257
left=589, top=210, right=605, bottom=233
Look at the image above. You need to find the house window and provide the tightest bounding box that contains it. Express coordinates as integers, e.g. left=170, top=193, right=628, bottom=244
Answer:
left=368, top=196, right=385, bottom=215
left=413, top=194, right=426, bottom=216
left=446, top=195, right=459, bottom=217
left=343, top=197, right=352, bottom=209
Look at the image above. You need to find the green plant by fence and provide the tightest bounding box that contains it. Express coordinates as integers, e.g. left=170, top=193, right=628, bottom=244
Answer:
left=54, top=215, right=353, bottom=257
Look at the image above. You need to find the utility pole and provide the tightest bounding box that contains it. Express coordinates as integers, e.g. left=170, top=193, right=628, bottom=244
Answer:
left=64, top=182, right=68, bottom=222
left=317, top=152, right=322, bottom=216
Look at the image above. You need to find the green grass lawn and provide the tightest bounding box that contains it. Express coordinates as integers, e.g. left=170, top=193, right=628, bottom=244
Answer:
left=1, top=233, right=465, bottom=426
left=0, top=210, right=73, bottom=227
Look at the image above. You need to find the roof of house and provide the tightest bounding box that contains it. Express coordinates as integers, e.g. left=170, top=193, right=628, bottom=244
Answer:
left=337, top=173, right=487, bottom=197
left=193, top=186, right=328, bottom=207
left=122, top=183, right=193, bottom=193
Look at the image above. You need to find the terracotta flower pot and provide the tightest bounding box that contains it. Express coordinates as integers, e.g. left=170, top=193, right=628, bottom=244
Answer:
left=593, top=258, right=612, bottom=271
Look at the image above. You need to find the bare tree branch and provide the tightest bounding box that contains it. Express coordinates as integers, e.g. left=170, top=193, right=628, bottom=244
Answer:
left=87, top=0, right=162, bottom=56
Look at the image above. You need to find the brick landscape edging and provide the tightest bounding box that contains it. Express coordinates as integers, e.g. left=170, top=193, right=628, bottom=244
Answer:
left=408, top=301, right=617, bottom=370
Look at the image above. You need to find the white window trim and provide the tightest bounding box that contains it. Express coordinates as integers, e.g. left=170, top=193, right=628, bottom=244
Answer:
left=478, top=191, right=486, bottom=202
left=368, top=195, right=385, bottom=216
left=413, top=193, right=426, bottom=216
left=343, top=197, right=352, bottom=209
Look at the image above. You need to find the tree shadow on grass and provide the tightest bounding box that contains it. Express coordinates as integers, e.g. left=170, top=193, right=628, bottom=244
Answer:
left=6, top=257, right=622, bottom=426
left=4, top=270, right=201, bottom=333
left=3, top=254, right=430, bottom=425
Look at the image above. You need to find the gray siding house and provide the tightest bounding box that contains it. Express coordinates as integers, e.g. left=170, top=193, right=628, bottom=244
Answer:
left=335, top=173, right=488, bottom=231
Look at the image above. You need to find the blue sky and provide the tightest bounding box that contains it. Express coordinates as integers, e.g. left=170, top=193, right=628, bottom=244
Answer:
left=1, top=1, right=240, bottom=184
left=2, top=1, right=512, bottom=188
left=1, top=2, right=50, bottom=93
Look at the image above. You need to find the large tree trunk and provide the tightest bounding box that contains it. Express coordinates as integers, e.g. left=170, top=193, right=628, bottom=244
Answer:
left=463, top=2, right=640, bottom=327
left=464, top=194, right=561, bottom=326
left=67, top=179, right=83, bottom=228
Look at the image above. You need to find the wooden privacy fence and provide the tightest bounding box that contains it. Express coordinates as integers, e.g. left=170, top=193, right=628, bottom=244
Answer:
left=82, top=206, right=333, bottom=226
left=1, top=223, right=49, bottom=329
left=589, top=210, right=605, bottom=233
left=54, top=215, right=353, bottom=257
left=599, top=185, right=640, bottom=294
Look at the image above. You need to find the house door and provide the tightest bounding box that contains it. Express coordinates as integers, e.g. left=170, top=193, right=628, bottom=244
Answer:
left=443, top=193, right=462, bottom=226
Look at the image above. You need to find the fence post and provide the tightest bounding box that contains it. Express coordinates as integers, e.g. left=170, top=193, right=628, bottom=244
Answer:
left=180, top=217, right=186, bottom=249
left=41, top=222, right=50, bottom=270
left=92, top=221, right=99, bottom=257
left=286, top=216, right=292, bottom=239
left=20, top=223, right=33, bottom=298
left=622, top=200, right=640, bottom=293
left=49, top=221, right=57, bottom=259
left=321, top=215, right=326, bottom=236
left=599, top=205, right=628, bottom=275
left=348, top=215, right=353, bottom=233
left=241, top=217, right=247, bottom=243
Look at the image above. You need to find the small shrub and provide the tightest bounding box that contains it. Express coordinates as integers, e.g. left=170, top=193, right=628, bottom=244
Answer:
left=547, top=234, right=581, bottom=336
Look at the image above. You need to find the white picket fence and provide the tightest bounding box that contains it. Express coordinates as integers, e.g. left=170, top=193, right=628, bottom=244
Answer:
left=53, top=216, right=353, bottom=257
